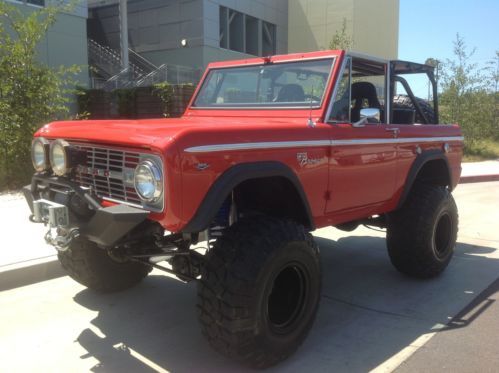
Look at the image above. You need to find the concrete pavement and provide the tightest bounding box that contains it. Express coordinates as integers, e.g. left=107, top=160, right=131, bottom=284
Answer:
left=0, top=192, right=64, bottom=291
left=397, top=276, right=499, bottom=373
left=1, top=159, right=497, bottom=286
left=1, top=160, right=498, bottom=286
left=0, top=181, right=498, bottom=372
left=460, top=159, right=499, bottom=183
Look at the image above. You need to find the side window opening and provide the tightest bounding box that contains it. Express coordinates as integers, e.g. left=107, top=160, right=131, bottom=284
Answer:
left=329, top=57, right=351, bottom=122
left=390, top=61, right=439, bottom=124
left=392, top=78, right=416, bottom=124
left=392, top=73, right=436, bottom=124
left=329, top=57, right=387, bottom=124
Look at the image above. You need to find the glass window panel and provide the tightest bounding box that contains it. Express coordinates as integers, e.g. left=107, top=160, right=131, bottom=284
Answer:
left=229, top=10, right=244, bottom=53
left=193, top=58, right=334, bottom=108
left=262, top=22, right=276, bottom=56
left=329, top=58, right=351, bottom=122
left=245, top=15, right=259, bottom=56
left=219, top=6, right=228, bottom=49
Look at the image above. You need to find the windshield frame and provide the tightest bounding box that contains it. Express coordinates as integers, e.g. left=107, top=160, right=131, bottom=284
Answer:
left=190, top=57, right=336, bottom=110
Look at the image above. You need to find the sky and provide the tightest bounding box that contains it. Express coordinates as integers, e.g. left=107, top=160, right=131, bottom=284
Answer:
left=398, top=0, right=498, bottom=96
left=399, top=0, right=498, bottom=65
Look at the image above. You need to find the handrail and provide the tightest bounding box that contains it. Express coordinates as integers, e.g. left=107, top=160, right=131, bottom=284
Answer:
left=88, top=39, right=201, bottom=89
left=129, top=48, right=158, bottom=71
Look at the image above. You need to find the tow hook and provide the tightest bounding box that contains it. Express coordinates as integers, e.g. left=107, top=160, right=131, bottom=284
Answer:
left=28, top=199, right=79, bottom=251
left=44, top=227, right=80, bottom=252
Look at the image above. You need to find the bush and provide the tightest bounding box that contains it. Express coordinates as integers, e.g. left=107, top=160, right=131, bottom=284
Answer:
left=75, top=83, right=195, bottom=119
left=439, top=35, right=498, bottom=153
left=0, top=2, right=80, bottom=189
left=113, top=88, right=137, bottom=118
left=153, top=82, right=174, bottom=117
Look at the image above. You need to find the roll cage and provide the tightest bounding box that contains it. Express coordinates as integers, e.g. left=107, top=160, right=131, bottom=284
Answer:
left=343, top=52, right=439, bottom=124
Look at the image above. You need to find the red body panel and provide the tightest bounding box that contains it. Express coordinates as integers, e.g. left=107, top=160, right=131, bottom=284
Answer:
left=35, top=50, right=463, bottom=233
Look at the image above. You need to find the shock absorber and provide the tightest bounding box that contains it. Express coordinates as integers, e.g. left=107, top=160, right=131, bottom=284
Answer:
left=209, top=197, right=231, bottom=238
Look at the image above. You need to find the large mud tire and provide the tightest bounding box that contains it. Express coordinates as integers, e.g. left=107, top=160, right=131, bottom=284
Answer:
left=387, top=184, right=458, bottom=278
left=197, top=217, right=321, bottom=368
left=393, top=94, right=436, bottom=124
left=58, top=238, right=151, bottom=292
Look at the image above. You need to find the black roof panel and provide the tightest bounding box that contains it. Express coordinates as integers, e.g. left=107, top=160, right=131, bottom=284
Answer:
left=391, top=60, right=434, bottom=75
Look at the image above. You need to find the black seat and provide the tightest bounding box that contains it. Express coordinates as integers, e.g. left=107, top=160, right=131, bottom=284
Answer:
left=276, top=84, right=305, bottom=102
left=351, top=82, right=382, bottom=122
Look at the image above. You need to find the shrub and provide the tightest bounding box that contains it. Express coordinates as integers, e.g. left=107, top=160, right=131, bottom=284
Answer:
left=0, top=2, right=80, bottom=189
left=439, top=35, right=498, bottom=151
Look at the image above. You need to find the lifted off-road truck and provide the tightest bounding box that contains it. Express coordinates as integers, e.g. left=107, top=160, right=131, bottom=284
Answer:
left=24, top=50, right=462, bottom=368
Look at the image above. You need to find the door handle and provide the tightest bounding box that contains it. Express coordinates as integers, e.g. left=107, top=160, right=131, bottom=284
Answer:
left=385, top=128, right=400, bottom=137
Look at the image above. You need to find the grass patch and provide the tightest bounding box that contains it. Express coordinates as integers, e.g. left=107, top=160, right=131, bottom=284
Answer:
left=463, top=139, right=499, bottom=162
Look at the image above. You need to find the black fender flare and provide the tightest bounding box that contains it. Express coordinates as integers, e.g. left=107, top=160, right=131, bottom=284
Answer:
left=396, top=149, right=452, bottom=209
left=182, top=161, right=314, bottom=233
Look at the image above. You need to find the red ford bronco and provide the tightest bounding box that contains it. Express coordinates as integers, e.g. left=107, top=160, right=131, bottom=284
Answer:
left=24, top=50, right=462, bottom=368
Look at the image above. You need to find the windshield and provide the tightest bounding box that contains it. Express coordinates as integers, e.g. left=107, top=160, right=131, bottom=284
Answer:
left=193, top=58, right=334, bottom=108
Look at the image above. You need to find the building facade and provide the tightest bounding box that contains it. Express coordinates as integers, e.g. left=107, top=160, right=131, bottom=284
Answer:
left=5, top=0, right=89, bottom=86
left=88, top=0, right=289, bottom=69
left=8, top=0, right=399, bottom=88
left=288, top=0, right=399, bottom=59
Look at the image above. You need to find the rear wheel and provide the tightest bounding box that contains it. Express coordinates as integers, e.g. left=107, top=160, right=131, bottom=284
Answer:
left=387, top=184, right=458, bottom=278
left=58, top=237, right=151, bottom=292
left=197, top=217, right=321, bottom=368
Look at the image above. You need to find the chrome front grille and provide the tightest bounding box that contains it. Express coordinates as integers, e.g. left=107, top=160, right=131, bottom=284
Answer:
left=69, top=143, right=148, bottom=209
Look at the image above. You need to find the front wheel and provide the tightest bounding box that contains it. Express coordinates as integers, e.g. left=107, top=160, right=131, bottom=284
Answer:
left=58, top=237, right=152, bottom=292
left=387, top=184, right=458, bottom=278
left=197, top=217, right=321, bottom=369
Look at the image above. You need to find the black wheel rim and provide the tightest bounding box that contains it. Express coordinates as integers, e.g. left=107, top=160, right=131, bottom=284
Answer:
left=266, top=263, right=308, bottom=334
left=434, top=212, right=452, bottom=258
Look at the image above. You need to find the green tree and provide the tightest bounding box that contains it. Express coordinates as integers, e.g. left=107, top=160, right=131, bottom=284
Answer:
left=0, top=1, right=80, bottom=189
left=485, top=51, right=499, bottom=140
left=439, top=34, right=496, bottom=149
left=328, top=18, right=354, bottom=50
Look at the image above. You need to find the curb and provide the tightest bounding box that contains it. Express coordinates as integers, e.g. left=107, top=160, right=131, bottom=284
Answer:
left=0, top=256, right=67, bottom=292
left=460, top=174, right=499, bottom=184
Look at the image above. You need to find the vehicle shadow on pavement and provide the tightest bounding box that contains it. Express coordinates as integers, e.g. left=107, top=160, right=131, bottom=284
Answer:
left=72, top=235, right=499, bottom=372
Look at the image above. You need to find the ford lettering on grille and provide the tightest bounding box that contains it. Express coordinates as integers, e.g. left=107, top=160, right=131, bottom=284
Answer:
left=69, top=143, right=161, bottom=211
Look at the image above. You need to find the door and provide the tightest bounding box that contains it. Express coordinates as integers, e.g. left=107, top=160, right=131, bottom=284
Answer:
left=325, top=56, right=398, bottom=216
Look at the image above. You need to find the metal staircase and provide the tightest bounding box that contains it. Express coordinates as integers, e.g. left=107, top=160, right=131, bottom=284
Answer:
left=136, top=64, right=201, bottom=87
left=88, top=39, right=155, bottom=89
left=88, top=39, right=201, bottom=90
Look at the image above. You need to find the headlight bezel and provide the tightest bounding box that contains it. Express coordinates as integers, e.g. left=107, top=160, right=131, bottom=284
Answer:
left=31, top=137, right=50, bottom=172
left=49, top=139, right=71, bottom=176
left=133, top=159, right=163, bottom=203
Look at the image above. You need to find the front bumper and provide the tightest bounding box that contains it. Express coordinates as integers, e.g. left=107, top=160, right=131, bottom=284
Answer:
left=24, top=175, right=149, bottom=248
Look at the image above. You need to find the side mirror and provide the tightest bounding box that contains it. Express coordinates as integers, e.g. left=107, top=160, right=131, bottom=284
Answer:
left=352, top=108, right=381, bottom=127
left=360, top=108, right=381, bottom=123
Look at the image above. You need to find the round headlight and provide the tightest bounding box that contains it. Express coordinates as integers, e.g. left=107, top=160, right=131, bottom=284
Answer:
left=31, top=138, right=49, bottom=171
left=50, top=139, right=70, bottom=176
left=134, top=160, right=163, bottom=202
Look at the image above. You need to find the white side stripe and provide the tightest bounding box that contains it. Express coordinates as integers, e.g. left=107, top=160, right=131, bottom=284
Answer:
left=185, top=140, right=330, bottom=153
left=184, top=136, right=464, bottom=153
left=332, top=136, right=464, bottom=146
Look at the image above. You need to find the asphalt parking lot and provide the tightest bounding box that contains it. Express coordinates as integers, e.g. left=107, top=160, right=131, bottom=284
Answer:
left=0, top=181, right=498, bottom=372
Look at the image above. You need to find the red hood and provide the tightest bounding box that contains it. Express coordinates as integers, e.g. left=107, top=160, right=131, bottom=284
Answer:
left=36, top=117, right=199, bottom=150
left=35, top=114, right=316, bottom=151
